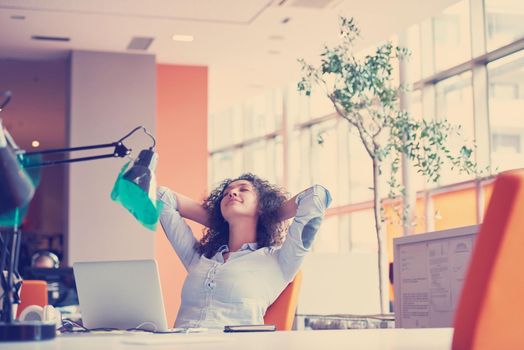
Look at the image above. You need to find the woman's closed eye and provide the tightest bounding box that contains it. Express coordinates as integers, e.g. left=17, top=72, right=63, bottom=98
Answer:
left=224, top=187, right=250, bottom=197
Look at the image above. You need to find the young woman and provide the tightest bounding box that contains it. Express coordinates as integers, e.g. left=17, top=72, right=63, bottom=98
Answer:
left=157, top=173, right=331, bottom=329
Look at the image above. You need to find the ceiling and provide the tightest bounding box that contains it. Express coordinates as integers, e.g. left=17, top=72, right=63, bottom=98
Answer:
left=0, top=0, right=460, bottom=114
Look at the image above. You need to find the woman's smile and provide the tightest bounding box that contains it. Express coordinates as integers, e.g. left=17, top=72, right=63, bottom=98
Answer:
left=226, top=198, right=242, bottom=205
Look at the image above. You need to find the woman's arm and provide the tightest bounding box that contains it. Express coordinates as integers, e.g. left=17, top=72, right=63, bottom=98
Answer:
left=172, top=191, right=210, bottom=227
left=157, top=187, right=201, bottom=270
left=278, top=194, right=299, bottom=221
left=276, top=185, right=332, bottom=280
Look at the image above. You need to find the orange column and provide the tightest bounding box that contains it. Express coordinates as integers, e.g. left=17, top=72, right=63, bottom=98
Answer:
left=155, top=64, right=208, bottom=326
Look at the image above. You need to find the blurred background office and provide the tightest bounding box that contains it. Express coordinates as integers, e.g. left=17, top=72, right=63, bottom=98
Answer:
left=0, top=0, right=522, bottom=329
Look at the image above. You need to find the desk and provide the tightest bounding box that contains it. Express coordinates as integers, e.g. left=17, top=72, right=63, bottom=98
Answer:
left=0, top=328, right=453, bottom=350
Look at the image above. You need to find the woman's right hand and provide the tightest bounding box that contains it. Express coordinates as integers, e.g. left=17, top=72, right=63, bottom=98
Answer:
left=175, top=191, right=210, bottom=227
left=158, top=187, right=210, bottom=227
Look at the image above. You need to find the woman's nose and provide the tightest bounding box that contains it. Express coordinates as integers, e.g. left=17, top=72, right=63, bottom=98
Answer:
left=229, top=190, right=238, bottom=197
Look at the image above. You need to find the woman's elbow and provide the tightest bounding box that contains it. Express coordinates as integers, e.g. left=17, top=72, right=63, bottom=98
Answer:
left=312, top=184, right=332, bottom=208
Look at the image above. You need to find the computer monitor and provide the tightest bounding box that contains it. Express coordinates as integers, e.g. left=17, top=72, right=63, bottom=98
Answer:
left=23, top=267, right=78, bottom=307
left=393, top=225, right=479, bottom=328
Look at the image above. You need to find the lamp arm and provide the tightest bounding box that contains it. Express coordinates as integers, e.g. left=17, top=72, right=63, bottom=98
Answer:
left=23, top=142, right=122, bottom=156
left=117, top=125, right=156, bottom=150
left=19, top=142, right=131, bottom=169
left=14, top=125, right=155, bottom=169
left=22, top=153, right=126, bottom=168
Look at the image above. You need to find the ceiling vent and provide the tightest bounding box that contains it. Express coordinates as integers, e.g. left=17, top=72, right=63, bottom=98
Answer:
left=127, top=37, right=154, bottom=51
left=31, top=35, right=70, bottom=42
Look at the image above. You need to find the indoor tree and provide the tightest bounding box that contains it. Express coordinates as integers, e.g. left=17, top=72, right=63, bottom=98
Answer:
left=298, top=17, right=477, bottom=314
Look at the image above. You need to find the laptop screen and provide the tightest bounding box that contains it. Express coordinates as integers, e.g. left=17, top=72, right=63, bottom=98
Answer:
left=73, top=259, right=169, bottom=331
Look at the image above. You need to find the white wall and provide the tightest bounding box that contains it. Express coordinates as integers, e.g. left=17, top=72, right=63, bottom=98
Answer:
left=68, top=50, right=156, bottom=263
left=298, top=252, right=381, bottom=315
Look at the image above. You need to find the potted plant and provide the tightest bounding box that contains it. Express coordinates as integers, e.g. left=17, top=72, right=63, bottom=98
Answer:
left=298, top=17, right=477, bottom=314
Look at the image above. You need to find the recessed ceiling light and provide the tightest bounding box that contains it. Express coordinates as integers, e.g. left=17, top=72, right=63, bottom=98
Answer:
left=172, top=34, right=194, bottom=42
left=31, top=140, right=40, bottom=148
left=268, top=50, right=281, bottom=55
left=268, top=35, right=285, bottom=41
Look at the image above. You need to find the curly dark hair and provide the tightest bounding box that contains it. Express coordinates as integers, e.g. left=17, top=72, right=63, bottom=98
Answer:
left=196, top=173, right=288, bottom=258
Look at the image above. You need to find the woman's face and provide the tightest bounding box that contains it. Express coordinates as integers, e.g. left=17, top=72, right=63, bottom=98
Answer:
left=220, top=180, right=259, bottom=222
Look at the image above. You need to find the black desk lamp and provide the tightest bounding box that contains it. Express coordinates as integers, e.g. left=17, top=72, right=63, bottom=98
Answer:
left=0, top=91, right=161, bottom=341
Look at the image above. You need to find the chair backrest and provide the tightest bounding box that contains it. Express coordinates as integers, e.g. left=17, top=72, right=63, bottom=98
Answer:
left=264, top=271, right=303, bottom=331
left=16, top=280, right=48, bottom=318
left=452, top=169, right=524, bottom=349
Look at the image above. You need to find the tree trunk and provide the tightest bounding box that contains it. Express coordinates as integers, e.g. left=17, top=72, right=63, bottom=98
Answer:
left=401, top=145, right=415, bottom=236
left=398, top=31, right=415, bottom=236
left=372, top=157, right=389, bottom=314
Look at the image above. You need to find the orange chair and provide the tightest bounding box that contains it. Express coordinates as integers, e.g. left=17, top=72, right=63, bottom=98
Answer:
left=15, top=280, right=48, bottom=319
left=264, top=271, right=303, bottom=331
left=452, top=169, right=524, bottom=349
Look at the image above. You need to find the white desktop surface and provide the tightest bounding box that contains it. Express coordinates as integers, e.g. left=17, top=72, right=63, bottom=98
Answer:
left=0, top=328, right=454, bottom=350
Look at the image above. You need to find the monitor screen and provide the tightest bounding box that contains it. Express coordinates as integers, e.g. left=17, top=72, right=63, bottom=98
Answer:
left=393, top=225, right=479, bottom=328
left=23, top=267, right=78, bottom=307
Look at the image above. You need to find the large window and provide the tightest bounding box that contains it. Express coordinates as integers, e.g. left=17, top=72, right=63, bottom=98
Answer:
left=405, top=24, right=422, bottom=83
left=433, top=0, right=471, bottom=71
left=243, top=90, right=281, bottom=139
left=208, top=0, right=524, bottom=256
left=435, top=71, right=476, bottom=185
left=208, top=90, right=283, bottom=187
left=488, top=50, right=524, bottom=172
left=209, top=105, right=243, bottom=151
left=310, top=119, right=340, bottom=207
left=348, top=210, right=377, bottom=252
left=485, top=0, right=524, bottom=51
left=347, top=129, right=373, bottom=203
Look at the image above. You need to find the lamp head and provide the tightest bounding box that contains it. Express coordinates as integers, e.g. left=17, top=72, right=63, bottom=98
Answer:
left=111, top=148, right=162, bottom=231
left=122, top=149, right=157, bottom=194
left=0, top=120, right=35, bottom=216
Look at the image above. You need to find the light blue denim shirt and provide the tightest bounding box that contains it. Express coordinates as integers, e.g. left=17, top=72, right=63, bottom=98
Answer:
left=157, top=185, right=332, bottom=329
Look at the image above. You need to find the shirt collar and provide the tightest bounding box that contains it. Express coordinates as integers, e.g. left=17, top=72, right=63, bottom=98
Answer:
left=242, top=242, right=258, bottom=251
left=217, top=242, right=258, bottom=254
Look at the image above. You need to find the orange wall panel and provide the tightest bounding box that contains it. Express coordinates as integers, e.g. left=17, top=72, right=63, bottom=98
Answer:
left=155, top=64, right=208, bottom=326
left=433, top=188, right=477, bottom=230
left=482, top=183, right=494, bottom=219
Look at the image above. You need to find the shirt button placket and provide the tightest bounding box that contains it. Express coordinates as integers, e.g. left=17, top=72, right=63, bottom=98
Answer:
left=206, top=264, right=218, bottom=291
left=200, top=264, right=217, bottom=324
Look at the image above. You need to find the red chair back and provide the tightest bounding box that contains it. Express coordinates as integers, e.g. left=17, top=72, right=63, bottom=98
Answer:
left=453, top=169, right=524, bottom=349
left=264, top=271, right=303, bottom=331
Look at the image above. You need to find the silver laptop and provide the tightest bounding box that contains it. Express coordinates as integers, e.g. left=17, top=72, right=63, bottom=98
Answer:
left=73, top=259, right=169, bottom=332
